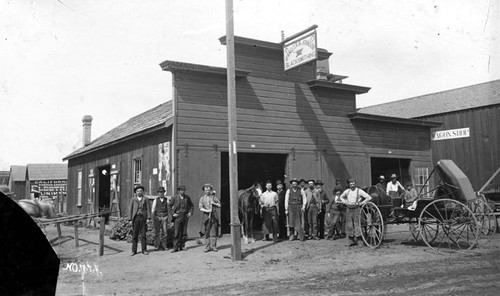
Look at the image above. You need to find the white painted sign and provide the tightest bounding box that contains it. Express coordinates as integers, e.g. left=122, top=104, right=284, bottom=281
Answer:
left=432, top=127, right=470, bottom=141
left=283, top=31, right=317, bottom=71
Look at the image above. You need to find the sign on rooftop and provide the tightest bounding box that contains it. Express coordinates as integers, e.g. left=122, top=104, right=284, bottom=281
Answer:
left=283, top=27, right=318, bottom=71
left=432, top=127, right=470, bottom=141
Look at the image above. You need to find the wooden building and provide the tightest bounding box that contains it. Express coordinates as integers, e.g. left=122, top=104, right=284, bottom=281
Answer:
left=9, top=165, right=26, bottom=200
left=359, top=80, right=500, bottom=191
left=65, top=35, right=440, bottom=235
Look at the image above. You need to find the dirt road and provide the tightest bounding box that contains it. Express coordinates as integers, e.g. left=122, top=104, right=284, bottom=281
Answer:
left=52, top=224, right=500, bottom=295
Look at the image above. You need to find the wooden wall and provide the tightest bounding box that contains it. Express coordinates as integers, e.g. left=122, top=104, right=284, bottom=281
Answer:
left=418, top=105, right=500, bottom=190
left=66, top=128, right=172, bottom=219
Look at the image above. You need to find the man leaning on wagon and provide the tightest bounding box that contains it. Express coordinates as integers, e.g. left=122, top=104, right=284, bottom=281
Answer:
left=339, top=178, right=371, bottom=246
left=129, top=185, right=151, bottom=256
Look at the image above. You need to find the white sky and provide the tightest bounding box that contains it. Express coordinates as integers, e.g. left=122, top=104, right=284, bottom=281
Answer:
left=1, top=0, right=499, bottom=170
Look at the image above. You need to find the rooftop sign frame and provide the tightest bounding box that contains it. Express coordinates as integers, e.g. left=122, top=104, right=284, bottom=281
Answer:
left=282, top=26, right=318, bottom=71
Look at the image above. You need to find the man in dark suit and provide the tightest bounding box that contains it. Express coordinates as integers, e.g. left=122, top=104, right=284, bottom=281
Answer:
left=276, top=180, right=288, bottom=240
left=169, top=185, right=194, bottom=252
left=128, top=185, right=151, bottom=256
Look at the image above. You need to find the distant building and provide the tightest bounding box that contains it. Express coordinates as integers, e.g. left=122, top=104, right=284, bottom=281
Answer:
left=0, top=171, right=9, bottom=186
left=9, top=165, right=26, bottom=200
left=359, top=80, right=500, bottom=191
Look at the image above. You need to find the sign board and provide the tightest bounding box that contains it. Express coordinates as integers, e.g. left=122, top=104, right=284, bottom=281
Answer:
left=432, top=127, right=470, bottom=141
left=35, top=180, right=67, bottom=198
left=283, top=31, right=318, bottom=71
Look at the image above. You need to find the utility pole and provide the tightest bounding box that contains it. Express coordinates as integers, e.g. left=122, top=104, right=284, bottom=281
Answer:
left=225, top=0, right=242, bottom=260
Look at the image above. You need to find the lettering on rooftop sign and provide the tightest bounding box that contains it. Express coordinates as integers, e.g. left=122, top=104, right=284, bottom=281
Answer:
left=432, top=127, right=470, bottom=141
left=283, top=31, right=318, bottom=71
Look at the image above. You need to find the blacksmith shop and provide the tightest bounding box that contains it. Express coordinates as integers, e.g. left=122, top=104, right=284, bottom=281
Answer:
left=64, top=32, right=441, bottom=235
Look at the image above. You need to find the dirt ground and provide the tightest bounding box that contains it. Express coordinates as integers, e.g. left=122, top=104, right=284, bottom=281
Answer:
left=50, top=223, right=500, bottom=296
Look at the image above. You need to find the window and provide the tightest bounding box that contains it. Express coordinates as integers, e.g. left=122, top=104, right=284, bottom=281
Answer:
left=133, top=158, right=142, bottom=184
left=415, top=167, right=429, bottom=197
left=77, top=169, right=82, bottom=207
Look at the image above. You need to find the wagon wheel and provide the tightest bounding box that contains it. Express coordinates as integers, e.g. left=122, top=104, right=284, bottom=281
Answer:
left=468, top=194, right=497, bottom=243
left=419, top=198, right=478, bottom=254
left=359, top=202, right=384, bottom=249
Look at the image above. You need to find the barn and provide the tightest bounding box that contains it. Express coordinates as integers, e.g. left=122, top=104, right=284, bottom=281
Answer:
left=64, top=35, right=441, bottom=235
left=359, top=80, right=500, bottom=192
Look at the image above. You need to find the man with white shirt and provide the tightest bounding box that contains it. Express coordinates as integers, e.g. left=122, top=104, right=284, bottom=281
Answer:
left=128, top=185, right=151, bottom=256
left=260, top=180, right=280, bottom=242
left=339, top=179, right=371, bottom=246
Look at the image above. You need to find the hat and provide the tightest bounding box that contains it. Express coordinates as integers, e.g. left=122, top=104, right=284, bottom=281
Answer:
left=177, top=185, right=187, bottom=190
left=333, top=185, right=342, bottom=192
left=202, top=183, right=213, bottom=190
left=289, top=178, right=299, bottom=184
left=348, top=178, right=356, bottom=183
left=276, top=180, right=283, bottom=185
left=31, top=185, right=40, bottom=193
left=379, top=175, right=385, bottom=180
left=299, top=179, right=306, bottom=184
left=157, top=186, right=166, bottom=192
left=134, top=185, right=145, bottom=193
left=315, top=180, right=324, bottom=185
left=307, top=179, right=316, bottom=184
left=390, top=174, right=397, bottom=179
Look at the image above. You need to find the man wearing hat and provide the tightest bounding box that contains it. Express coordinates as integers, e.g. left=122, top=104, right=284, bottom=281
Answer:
left=325, top=185, right=343, bottom=239
left=303, top=180, right=320, bottom=240
left=128, top=185, right=151, bottom=256
left=375, top=175, right=387, bottom=191
left=151, top=186, right=171, bottom=251
left=339, top=178, right=372, bottom=246
left=315, top=180, right=329, bottom=239
left=276, top=180, right=288, bottom=240
left=169, top=185, right=194, bottom=252
left=387, top=174, right=405, bottom=210
left=285, top=178, right=306, bottom=241
left=199, top=183, right=221, bottom=252
left=402, top=181, right=418, bottom=208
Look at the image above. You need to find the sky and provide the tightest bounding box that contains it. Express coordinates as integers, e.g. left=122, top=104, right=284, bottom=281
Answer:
left=1, top=0, right=499, bottom=170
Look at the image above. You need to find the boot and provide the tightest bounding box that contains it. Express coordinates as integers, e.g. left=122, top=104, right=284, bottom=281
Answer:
left=345, top=236, right=358, bottom=247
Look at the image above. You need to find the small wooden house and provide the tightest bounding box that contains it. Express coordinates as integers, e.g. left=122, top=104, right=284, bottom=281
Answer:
left=64, top=35, right=440, bottom=235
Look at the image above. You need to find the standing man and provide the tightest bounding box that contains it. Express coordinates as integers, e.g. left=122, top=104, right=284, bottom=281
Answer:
left=260, top=180, right=280, bottom=242
left=276, top=180, right=288, bottom=240
left=199, top=184, right=221, bottom=252
left=339, top=178, right=372, bottom=246
left=304, top=180, right=321, bottom=240
left=316, top=180, right=329, bottom=239
left=375, top=175, right=387, bottom=192
left=325, top=185, right=343, bottom=239
left=170, top=185, right=194, bottom=253
left=128, top=185, right=151, bottom=256
left=285, top=178, right=306, bottom=241
left=386, top=174, right=405, bottom=198
left=151, top=186, right=170, bottom=251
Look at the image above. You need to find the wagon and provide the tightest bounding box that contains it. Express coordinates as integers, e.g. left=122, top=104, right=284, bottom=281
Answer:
left=360, top=159, right=497, bottom=253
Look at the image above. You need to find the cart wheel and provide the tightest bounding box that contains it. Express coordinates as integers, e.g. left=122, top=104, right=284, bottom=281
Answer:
left=360, top=202, right=384, bottom=249
left=419, top=198, right=478, bottom=253
left=468, top=195, right=497, bottom=244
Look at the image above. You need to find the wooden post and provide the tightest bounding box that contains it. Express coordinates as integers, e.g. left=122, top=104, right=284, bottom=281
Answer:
left=99, top=217, right=105, bottom=256
left=56, top=222, right=62, bottom=245
left=226, top=0, right=242, bottom=260
left=74, top=223, right=79, bottom=247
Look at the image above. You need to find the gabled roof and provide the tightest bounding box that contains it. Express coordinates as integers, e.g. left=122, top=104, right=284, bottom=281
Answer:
left=27, top=163, right=67, bottom=181
left=358, top=80, right=500, bottom=118
left=10, top=165, right=26, bottom=182
left=0, top=171, right=10, bottom=185
left=64, top=101, right=173, bottom=160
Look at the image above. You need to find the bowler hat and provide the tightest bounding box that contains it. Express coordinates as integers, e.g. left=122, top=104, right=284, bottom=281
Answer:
left=134, top=185, right=145, bottom=193
left=276, top=180, right=283, bottom=185
left=157, top=186, right=166, bottom=192
left=315, top=180, right=324, bottom=185
left=202, top=183, right=213, bottom=190
left=390, top=174, right=397, bottom=179
left=31, top=185, right=41, bottom=194
left=333, top=185, right=342, bottom=192
left=299, top=179, right=306, bottom=184
left=379, top=175, right=385, bottom=180
left=177, top=185, right=187, bottom=190
left=289, top=178, right=299, bottom=184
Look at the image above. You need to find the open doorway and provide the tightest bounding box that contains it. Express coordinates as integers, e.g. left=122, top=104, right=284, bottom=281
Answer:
left=97, top=165, right=111, bottom=223
left=220, top=152, right=288, bottom=233
left=370, top=158, right=411, bottom=186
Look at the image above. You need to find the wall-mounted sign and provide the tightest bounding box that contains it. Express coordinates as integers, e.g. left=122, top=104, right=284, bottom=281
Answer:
left=35, top=180, right=67, bottom=198
left=283, top=31, right=318, bottom=71
left=432, top=127, right=470, bottom=141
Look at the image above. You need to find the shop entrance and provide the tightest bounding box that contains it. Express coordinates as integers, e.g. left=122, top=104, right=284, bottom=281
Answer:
left=220, top=152, right=287, bottom=233
left=97, top=165, right=111, bottom=223
left=370, top=158, right=411, bottom=186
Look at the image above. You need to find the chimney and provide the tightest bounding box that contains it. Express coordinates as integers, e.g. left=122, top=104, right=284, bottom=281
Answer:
left=316, top=59, right=330, bottom=80
left=82, top=115, right=93, bottom=146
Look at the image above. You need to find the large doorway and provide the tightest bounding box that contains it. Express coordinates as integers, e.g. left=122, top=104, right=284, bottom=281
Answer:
left=97, top=165, right=111, bottom=222
left=370, top=158, right=411, bottom=186
left=220, top=152, right=288, bottom=233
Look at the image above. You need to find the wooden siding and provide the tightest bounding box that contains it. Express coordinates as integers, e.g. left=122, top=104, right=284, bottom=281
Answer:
left=418, top=105, right=500, bottom=190
left=66, top=128, right=172, bottom=219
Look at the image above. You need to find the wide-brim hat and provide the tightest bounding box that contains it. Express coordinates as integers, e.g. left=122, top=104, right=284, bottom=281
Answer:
left=31, top=185, right=41, bottom=193
left=299, top=179, right=307, bottom=184
left=157, top=186, right=166, bottom=192
left=134, top=185, right=145, bottom=193
left=289, top=178, right=299, bottom=184
left=315, top=180, right=324, bottom=185
left=333, top=185, right=342, bottom=192
left=177, top=185, right=187, bottom=190
left=390, top=174, right=397, bottom=179
left=379, top=175, right=385, bottom=180
left=307, top=179, right=316, bottom=184
left=202, top=183, right=213, bottom=190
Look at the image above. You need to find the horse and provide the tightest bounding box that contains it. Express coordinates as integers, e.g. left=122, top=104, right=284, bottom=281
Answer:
left=238, top=182, right=263, bottom=244
left=17, top=199, right=57, bottom=219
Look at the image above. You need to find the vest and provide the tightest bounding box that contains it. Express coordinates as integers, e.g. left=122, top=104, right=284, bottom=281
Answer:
left=288, top=189, right=303, bottom=205
left=155, top=198, right=169, bottom=216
